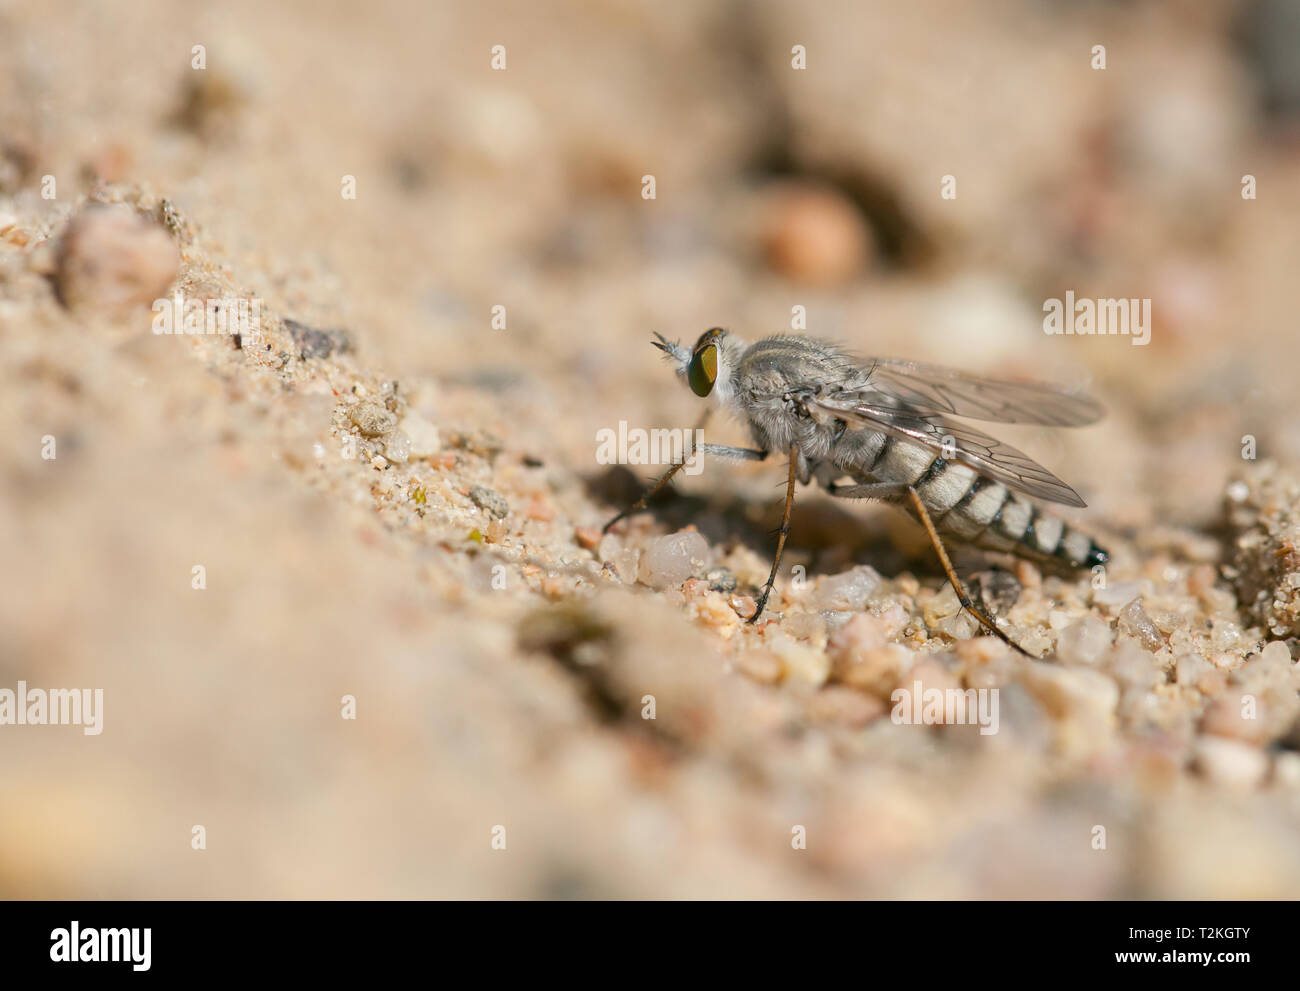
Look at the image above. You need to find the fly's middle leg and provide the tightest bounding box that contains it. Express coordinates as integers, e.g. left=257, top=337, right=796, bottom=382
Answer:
left=749, top=445, right=799, bottom=624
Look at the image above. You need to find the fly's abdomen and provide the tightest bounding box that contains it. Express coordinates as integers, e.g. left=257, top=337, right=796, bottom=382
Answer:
left=906, top=454, right=1108, bottom=571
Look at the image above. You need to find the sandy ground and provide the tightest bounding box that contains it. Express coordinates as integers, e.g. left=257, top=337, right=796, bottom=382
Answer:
left=3, top=0, right=1300, bottom=898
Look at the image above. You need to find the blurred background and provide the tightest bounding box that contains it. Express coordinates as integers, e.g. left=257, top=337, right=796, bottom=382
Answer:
left=2, top=0, right=1299, bottom=898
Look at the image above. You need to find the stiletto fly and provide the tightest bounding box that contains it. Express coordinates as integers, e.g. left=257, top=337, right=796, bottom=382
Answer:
left=604, top=328, right=1109, bottom=656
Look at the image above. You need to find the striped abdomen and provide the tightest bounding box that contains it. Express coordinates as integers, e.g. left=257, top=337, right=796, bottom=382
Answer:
left=842, top=433, right=1108, bottom=570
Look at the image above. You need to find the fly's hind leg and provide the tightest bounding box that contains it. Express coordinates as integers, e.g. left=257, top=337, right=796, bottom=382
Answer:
left=904, top=486, right=1032, bottom=658
left=828, top=480, right=1028, bottom=654
left=826, top=480, right=909, bottom=500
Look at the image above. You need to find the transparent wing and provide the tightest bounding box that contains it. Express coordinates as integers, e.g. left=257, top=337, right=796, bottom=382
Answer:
left=808, top=396, right=1089, bottom=507
left=854, top=358, right=1104, bottom=427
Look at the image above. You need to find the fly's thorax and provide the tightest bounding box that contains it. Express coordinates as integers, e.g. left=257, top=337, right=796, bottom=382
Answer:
left=733, top=336, right=858, bottom=455
left=735, top=336, right=853, bottom=395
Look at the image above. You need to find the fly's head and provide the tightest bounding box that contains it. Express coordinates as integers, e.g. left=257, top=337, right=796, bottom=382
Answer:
left=652, top=327, right=745, bottom=408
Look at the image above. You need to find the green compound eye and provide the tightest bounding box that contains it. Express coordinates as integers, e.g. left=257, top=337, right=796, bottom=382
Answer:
left=688, top=344, right=718, bottom=397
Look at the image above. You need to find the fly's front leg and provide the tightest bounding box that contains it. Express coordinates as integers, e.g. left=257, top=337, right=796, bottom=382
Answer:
left=602, top=461, right=689, bottom=534
left=601, top=444, right=769, bottom=533
left=602, top=407, right=710, bottom=534
left=699, top=444, right=769, bottom=462
left=601, top=408, right=767, bottom=532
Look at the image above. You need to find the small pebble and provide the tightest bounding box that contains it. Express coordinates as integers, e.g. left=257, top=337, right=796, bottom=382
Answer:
left=526, top=496, right=555, bottom=522
left=735, top=649, right=783, bottom=685
left=1149, top=609, right=1188, bottom=634
left=55, top=203, right=180, bottom=312
left=690, top=590, right=742, bottom=639
left=730, top=594, right=757, bottom=618
left=760, top=182, right=872, bottom=287
left=1055, top=616, right=1113, bottom=665
left=767, top=630, right=831, bottom=686
left=384, top=431, right=411, bottom=463
left=829, top=612, right=887, bottom=656
left=875, top=602, right=911, bottom=638
left=1175, top=653, right=1211, bottom=687
left=1117, top=598, right=1164, bottom=652
left=1209, top=620, right=1244, bottom=651
left=1209, top=651, right=1240, bottom=671
left=1022, top=664, right=1118, bottom=731
left=934, top=610, right=979, bottom=640
left=1258, top=638, right=1294, bottom=669
left=906, top=658, right=961, bottom=699
left=681, top=578, right=708, bottom=599
left=1019, top=630, right=1053, bottom=657
left=1201, top=692, right=1270, bottom=745
left=640, top=530, right=710, bottom=589
left=1274, top=753, right=1300, bottom=790
left=812, top=565, right=882, bottom=611
left=574, top=527, right=601, bottom=551
left=0, top=212, right=26, bottom=245
left=704, top=566, right=737, bottom=594
left=399, top=414, right=441, bottom=458
left=1198, top=668, right=1229, bottom=695
left=806, top=686, right=885, bottom=728
left=922, top=585, right=961, bottom=626
left=469, top=485, right=510, bottom=519
left=835, top=640, right=913, bottom=698
left=783, top=610, right=827, bottom=645
left=598, top=533, right=640, bottom=585
left=1093, top=579, right=1152, bottom=607
left=1193, top=736, right=1268, bottom=791
left=1107, top=640, right=1162, bottom=690
left=1187, top=563, right=1219, bottom=599
left=955, top=635, right=1011, bottom=668
left=1014, top=560, right=1042, bottom=589
left=285, top=318, right=352, bottom=360
left=350, top=401, right=396, bottom=437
